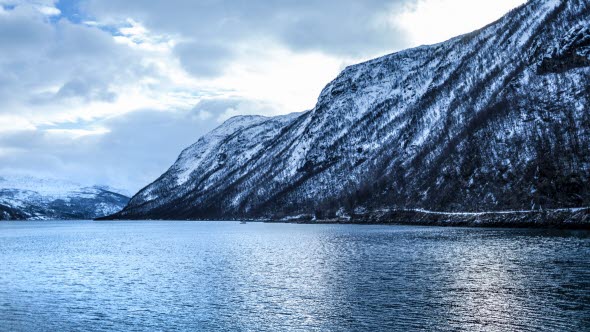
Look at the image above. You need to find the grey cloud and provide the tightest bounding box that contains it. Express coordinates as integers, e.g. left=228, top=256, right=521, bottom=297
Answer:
left=83, top=0, right=413, bottom=77
left=174, top=41, right=233, bottom=77
left=192, top=97, right=281, bottom=122
left=0, top=5, right=54, bottom=54
left=0, top=5, right=155, bottom=112
left=54, top=79, right=116, bottom=102
left=0, top=111, right=210, bottom=193
left=49, top=19, right=124, bottom=57
left=0, top=97, right=276, bottom=192
left=29, top=76, right=117, bottom=105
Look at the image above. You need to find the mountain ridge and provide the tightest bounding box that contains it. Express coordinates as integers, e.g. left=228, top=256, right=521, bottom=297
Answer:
left=107, top=0, right=590, bottom=227
left=0, top=176, right=130, bottom=220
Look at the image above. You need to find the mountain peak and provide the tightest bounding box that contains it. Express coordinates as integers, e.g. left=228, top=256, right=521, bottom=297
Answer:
left=0, top=175, right=130, bottom=220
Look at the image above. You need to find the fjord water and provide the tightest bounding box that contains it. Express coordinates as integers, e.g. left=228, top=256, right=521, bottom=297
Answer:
left=0, top=221, right=588, bottom=331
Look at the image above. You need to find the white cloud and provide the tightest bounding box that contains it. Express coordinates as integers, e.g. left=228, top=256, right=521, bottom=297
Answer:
left=44, top=127, right=110, bottom=138
left=395, top=0, right=526, bottom=47
left=37, top=5, right=59, bottom=16
left=206, top=43, right=349, bottom=115
left=0, top=115, right=35, bottom=132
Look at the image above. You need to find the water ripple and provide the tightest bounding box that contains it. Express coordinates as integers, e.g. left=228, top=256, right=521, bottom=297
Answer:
left=0, top=221, right=588, bottom=331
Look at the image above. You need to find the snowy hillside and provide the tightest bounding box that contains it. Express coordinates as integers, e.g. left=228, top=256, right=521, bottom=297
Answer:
left=0, top=176, right=130, bottom=220
left=109, top=0, right=590, bottom=227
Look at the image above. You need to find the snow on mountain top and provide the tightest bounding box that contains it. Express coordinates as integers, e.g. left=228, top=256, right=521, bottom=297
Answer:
left=0, top=175, right=83, bottom=198
left=172, top=112, right=305, bottom=186
left=0, top=175, right=128, bottom=199
left=0, top=175, right=131, bottom=220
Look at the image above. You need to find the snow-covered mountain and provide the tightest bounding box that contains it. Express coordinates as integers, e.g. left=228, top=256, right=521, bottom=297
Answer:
left=0, top=176, right=129, bottom=220
left=109, top=0, right=590, bottom=226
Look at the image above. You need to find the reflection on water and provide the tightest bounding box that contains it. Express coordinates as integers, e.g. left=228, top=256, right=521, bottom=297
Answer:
left=0, top=221, right=588, bottom=331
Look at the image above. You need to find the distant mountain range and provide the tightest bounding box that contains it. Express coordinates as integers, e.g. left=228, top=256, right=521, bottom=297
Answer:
left=107, top=0, right=590, bottom=227
left=0, top=176, right=129, bottom=220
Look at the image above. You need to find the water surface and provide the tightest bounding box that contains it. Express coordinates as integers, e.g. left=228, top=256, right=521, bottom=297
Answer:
left=1, top=221, right=589, bottom=331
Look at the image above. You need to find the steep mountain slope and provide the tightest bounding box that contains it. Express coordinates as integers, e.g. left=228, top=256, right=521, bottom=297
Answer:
left=111, top=0, right=590, bottom=226
left=0, top=176, right=129, bottom=220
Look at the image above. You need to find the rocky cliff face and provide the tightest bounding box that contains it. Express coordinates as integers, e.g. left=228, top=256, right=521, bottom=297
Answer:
left=0, top=176, right=129, bottom=220
left=111, top=0, right=590, bottom=225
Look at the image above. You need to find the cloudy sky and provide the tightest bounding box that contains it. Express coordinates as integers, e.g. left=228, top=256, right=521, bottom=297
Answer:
left=0, top=0, right=526, bottom=194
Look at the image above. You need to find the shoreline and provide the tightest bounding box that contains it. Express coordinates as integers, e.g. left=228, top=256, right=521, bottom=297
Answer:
left=274, top=207, right=590, bottom=229
left=94, top=207, right=590, bottom=230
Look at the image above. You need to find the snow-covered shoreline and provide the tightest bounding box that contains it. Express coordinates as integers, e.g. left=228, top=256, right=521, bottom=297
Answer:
left=274, top=207, right=590, bottom=229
